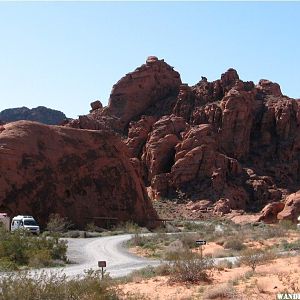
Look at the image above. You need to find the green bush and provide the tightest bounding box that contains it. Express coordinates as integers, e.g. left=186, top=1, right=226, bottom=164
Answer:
left=0, top=227, right=68, bottom=270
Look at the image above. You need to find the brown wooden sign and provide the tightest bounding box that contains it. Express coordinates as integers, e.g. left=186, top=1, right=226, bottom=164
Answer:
left=98, top=261, right=106, bottom=268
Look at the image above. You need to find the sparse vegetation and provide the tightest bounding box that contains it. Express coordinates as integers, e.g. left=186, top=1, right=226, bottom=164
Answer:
left=46, top=213, right=73, bottom=234
left=223, top=238, right=246, bottom=251
left=0, top=269, right=119, bottom=300
left=168, top=250, right=214, bottom=283
left=113, top=221, right=143, bottom=234
left=238, top=248, right=276, bottom=272
left=280, top=239, right=300, bottom=251
left=0, top=226, right=67, bottom=271
left=203, top=283, right=237, bottom=299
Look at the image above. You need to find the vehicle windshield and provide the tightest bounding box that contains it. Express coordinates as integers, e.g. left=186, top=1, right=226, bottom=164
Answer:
left=24, top=220, right=37, bottom=226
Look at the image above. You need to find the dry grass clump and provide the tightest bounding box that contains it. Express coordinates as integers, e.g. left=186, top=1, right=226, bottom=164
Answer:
left=223, top=238, right=245, bottom=251
left=203, top=283, right=237, bottom=299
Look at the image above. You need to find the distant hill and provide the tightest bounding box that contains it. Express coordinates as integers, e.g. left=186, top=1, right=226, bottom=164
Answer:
left=0, top=106, right=67, bottom=125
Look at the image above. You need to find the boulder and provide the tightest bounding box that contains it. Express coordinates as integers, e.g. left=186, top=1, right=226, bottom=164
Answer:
left=0, top=121, right=157, bottom=228
left=258, top=202, right=285, bottom=223
left=90, top=100, right=103, bottom=111
left=277, top=192, right=300, bottom=222
left=105, top=57, right=181, bottom=129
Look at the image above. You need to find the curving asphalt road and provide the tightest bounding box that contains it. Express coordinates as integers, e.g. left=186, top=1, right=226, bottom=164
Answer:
left=45, top=234, right=161, bottom=278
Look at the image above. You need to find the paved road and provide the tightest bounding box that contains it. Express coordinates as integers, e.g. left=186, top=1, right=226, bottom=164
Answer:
left=44, top=234, right=160, bottom=278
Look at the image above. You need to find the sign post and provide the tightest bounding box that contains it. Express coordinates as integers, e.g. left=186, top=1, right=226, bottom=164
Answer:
left=196, top=240, right=206, bottom=259
left=98, top=261, right=106, bottom=279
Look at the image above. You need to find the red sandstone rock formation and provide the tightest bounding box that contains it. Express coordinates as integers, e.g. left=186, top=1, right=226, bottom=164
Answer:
left=14, top=56, right=299, bottom=221
left=277, top=191, right=300, bottom=222
left=90, top=100, right=103, bottom=112
left=0, top=121, right=157, bottom=228
left=258, top=202, right=285, bottom=223
left=103, top=56, right=181, bottom=130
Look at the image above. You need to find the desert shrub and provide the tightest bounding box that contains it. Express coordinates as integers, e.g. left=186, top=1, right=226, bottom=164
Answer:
left=178, top=232, right=201, bottom=249
left=280, top=239, right=300, bottom=251
left=203, top=283, right=237, bottom=299
left=169, top=250, right=214, bottom=283
left=251, top=225, right=285, bottom=240
left=85, top=223, right=107, bottom=234
left=130, top=265, right=157, bottom=279
left=119, top=264, right=171, bottom=284
left=0, top=270, right=119, bottom=300
left=128, top=233, right=151, bottom=248
left=0, top=258, right=17, bottom=271
left=215, top=260, right=233, bottom=270
left=46, top=213, right=73, bottom=234
left=113, top=221, right=141, bottom=234
left=243, top=270, right=255, bottom=280
left=28, top=249, right=52, bottom=268
left=238, top=248, right=276, bottom=272
left=0, top=227, right=67, bottom=270
left=155, top=263, right=172, bottom=276
left=279, top=220, right=297, bottom=231
left=223, top=238, right=245, bottom=251
left=164, top=239, right=186, bottom=260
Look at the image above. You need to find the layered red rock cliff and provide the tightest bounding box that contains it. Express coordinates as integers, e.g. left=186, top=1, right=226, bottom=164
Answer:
left=67, top=56, right=300, bottom=222
left=0, top=121, right=157, bottom=227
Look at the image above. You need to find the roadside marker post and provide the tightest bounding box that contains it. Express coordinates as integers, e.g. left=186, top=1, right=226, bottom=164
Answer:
left=98, top=261, right=106, bottom=279
left=196, top=240, right=206, bottom=259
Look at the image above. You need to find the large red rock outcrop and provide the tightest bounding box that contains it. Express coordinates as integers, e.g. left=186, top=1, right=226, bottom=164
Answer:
left=0, top=121, right=157, bottom=228
left=104, top=56, right=181, bottom=130
left=65, top=57, right=300, bottom=219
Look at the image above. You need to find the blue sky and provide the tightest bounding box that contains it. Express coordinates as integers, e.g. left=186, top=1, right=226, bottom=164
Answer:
left=0, top=2, right=299, bottom=118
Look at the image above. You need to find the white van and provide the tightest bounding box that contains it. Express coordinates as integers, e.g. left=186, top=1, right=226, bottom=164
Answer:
left=11, top=215, right=40, bottom=234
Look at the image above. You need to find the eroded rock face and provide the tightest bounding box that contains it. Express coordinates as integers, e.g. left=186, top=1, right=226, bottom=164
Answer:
left=105, top=57, right=181, bottom=130
left=64, top=57, right=300, bottom=219
left=0, top=121, right=157, bottom=228
left=141, top=115, right=187, bottom=183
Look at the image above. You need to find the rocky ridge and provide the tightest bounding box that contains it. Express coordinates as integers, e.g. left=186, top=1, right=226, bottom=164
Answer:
left=67, top=56, right=300, bottom=222
left=0, top=106, right=67, bottom=125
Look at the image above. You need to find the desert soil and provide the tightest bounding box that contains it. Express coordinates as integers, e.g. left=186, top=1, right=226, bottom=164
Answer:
left=118, top=256, right=300, bottom=300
